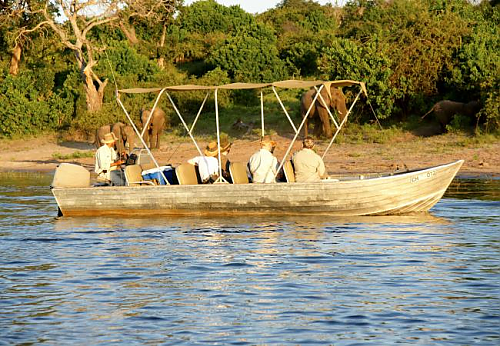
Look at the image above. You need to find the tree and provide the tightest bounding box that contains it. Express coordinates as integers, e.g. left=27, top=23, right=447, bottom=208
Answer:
left=258, top=0, right=340, bottom=77
left=208, top=22, right=287, bottom=82
left=16, top=0, right=178, bottom=112
left=0, top=0, right=52, bottom=76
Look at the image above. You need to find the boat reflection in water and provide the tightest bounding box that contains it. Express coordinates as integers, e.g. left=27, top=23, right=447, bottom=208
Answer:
left=3, top=174, right=500, bottom=345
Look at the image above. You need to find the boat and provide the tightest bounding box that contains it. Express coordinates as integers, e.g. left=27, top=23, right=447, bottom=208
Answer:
left=50, top=80, right=464, bottom=217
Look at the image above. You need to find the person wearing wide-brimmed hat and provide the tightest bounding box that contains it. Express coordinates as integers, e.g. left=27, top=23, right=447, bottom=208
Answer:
left=218, top=137, right=233, bottom=182
left=248, top=135, right=280, bottom=183
left=95, top=132, right=125, bottom=185
left=292, top=136, right=327, bottom=182
left=188, top=141, right=220, bottom=183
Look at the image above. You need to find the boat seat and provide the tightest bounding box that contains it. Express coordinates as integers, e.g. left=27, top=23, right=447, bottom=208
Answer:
left=125, top=165, right=156, bottom=186
left=176, top=163, right=199, bottom=185
left=283, top=160, right=295, bottom=183
left=229, top=162, right=249, bottom=184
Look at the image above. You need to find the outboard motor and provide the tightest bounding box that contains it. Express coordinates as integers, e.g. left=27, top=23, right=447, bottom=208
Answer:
left=51, top=163, right=91, bottom=188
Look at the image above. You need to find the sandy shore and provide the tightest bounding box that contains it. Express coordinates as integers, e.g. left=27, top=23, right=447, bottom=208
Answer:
left=1, top=133, right=499, bottom=178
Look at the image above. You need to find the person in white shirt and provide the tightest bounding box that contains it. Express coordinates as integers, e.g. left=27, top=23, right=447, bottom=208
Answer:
left=248, top=135, right=280, bottom=183
left=95, top=132, right=125, bottom=185
left=188, top=141, right=220, bottom=183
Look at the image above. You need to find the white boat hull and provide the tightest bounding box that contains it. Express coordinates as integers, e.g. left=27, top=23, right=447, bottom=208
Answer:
left=52, top=160, right=463, bottom=217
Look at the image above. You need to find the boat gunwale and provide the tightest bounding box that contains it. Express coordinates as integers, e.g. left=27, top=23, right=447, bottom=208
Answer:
left=52, top=160, right=464, bottom=192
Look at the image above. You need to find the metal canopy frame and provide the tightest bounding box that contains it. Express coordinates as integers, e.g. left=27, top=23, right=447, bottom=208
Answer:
left=115, top=80, right=366, bottom=184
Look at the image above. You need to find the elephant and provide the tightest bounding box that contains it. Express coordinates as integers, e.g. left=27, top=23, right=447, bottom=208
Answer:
left=95, top=122, right=136, bottom=154
left=141, top=107, right=166, bottom=149
left=421, top=100, right=481, bottom=132
left=300, top=86, right=348, bottom=138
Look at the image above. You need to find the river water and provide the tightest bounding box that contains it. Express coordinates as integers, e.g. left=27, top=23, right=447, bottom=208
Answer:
left=1, top=173, right=499, bottom=345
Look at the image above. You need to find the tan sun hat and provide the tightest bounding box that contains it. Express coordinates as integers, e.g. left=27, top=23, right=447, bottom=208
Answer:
left=219, top=137, right=232, bottom=152
left=204, top=141, right=219, bottom=157
left=101, top=132, right=118, bottom=144
left=261, top=135, right=277, bottom=148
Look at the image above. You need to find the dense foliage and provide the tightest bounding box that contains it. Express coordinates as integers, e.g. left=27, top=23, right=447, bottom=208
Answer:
left=0, top=0, right=499, bottom=138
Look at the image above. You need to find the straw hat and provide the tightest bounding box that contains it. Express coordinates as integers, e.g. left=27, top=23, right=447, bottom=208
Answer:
left=261, top=135, right=277, bottom=148
left=204, top=138, right=232, bottom=157
left=101, top=132, right=118, bottom=144
left=219, top=137, right=232, bottom=152
left=204, top=141, right=219, bottom=157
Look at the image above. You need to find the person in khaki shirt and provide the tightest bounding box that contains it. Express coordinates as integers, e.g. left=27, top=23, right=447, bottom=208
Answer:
left=292, top=136, right=327, bottom=182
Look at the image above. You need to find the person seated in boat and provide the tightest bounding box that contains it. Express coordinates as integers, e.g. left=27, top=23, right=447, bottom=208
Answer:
left=248, top=135, right=280, bottom=183
left=188, top=141, right=220, bottom=183
left=94, top=132, right=125, bottom=186
left=218, top=137, right=233, bottom=183
left=292, top=136, right=328, bottom=182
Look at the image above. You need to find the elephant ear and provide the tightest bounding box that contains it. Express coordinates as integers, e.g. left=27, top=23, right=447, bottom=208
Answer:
left=324, top=81, right=334, bottom=103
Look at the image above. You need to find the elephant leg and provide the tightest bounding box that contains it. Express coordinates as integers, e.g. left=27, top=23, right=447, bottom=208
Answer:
left=317, top=108, right=333, bottom=138
left=151, top=130, right=158, bottom=149
left=312, top=115, right=322, bottom=137
left=155, top=131, right=161, bottom=149
left=143, top=131, right=150, bottom=149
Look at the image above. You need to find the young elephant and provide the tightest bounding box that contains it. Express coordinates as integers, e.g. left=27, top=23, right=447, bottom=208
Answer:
left=141, top=107, right=166, bottom=149
left=111, top=122, right=136, bottom=154
left=95, top=122, right=136, bottom=154
left=421, top=100, right=481, bottom=132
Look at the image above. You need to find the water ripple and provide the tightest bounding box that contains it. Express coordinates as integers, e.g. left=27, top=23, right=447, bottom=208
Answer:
left=1, top=176, right=500, bottom=345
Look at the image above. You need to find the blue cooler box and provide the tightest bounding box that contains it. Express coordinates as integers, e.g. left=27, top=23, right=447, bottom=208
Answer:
left=142, top=166, right=175, bottom=185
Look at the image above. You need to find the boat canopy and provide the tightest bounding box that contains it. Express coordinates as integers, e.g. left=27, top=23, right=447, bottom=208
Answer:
left=118, top=80, right=367, bottom=95
left=115, top=79, right=367, bottom=184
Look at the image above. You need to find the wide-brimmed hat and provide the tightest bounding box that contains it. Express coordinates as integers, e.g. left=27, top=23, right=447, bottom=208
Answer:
left=101, top=132, right=118, bottom=144
left=219, top=137, right=232, bottom=152
left=204, top=138, right=232, bottom=157
left=204, top=141, right=219, bottom=157
left=261, top=135, right=277, bottom=147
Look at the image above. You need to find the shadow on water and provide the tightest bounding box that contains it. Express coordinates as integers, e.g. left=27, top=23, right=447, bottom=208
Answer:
left=446, top=178, right=500, bottom=201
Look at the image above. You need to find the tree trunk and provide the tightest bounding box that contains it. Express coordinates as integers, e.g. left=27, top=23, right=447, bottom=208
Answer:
left=119, top=21, right=138, bottom=45
left=82, top=62, right=108, bottom=112
left=84, top=83, right=104, bottom=112
left=157, top=24, right=167, bottom=69
left=9, top=43, right=22, bottom=76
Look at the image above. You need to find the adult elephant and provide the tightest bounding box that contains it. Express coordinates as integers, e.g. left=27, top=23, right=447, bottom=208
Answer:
left=141, top=107, right=166, bottom=149
left=421, top=100, right=481, bottom=132
left=300, top=86, right=347, bottom=138
left=95, top=122, right=136, bottom=154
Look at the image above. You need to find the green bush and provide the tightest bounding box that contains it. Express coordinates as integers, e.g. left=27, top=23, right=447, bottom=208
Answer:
left=0, top=70, right=74, bottom=137
left=208, top=22, right=288, bottom=82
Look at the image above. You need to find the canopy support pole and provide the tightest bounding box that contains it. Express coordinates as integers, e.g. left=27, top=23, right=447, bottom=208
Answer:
left=190, top=92, right=210, bottom=133
left=272, top=86, right=298, bottom=134
left=274, top=84, right=325, bottom=180
left=314, top=85, right=340, bottom=130
left=140, top=88, right=166, bottom=138
left=322, top=88, right=363, bottom=159
left=115, top=91, right=169, bottom=185
left=165, top=92, right=205, bottom=158
left=214, top=88, right=228, bottom=183
left=260, top=91, right=265, bottom=137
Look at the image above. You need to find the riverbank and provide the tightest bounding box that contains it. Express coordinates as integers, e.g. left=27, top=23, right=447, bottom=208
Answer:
left=0, top=132, right=498, bottom=178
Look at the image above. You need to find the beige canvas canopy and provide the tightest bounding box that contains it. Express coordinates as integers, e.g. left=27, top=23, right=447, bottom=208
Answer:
left=116, top=79, right=367, bottom=184
left=118, top=80, right=367, bottom=95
